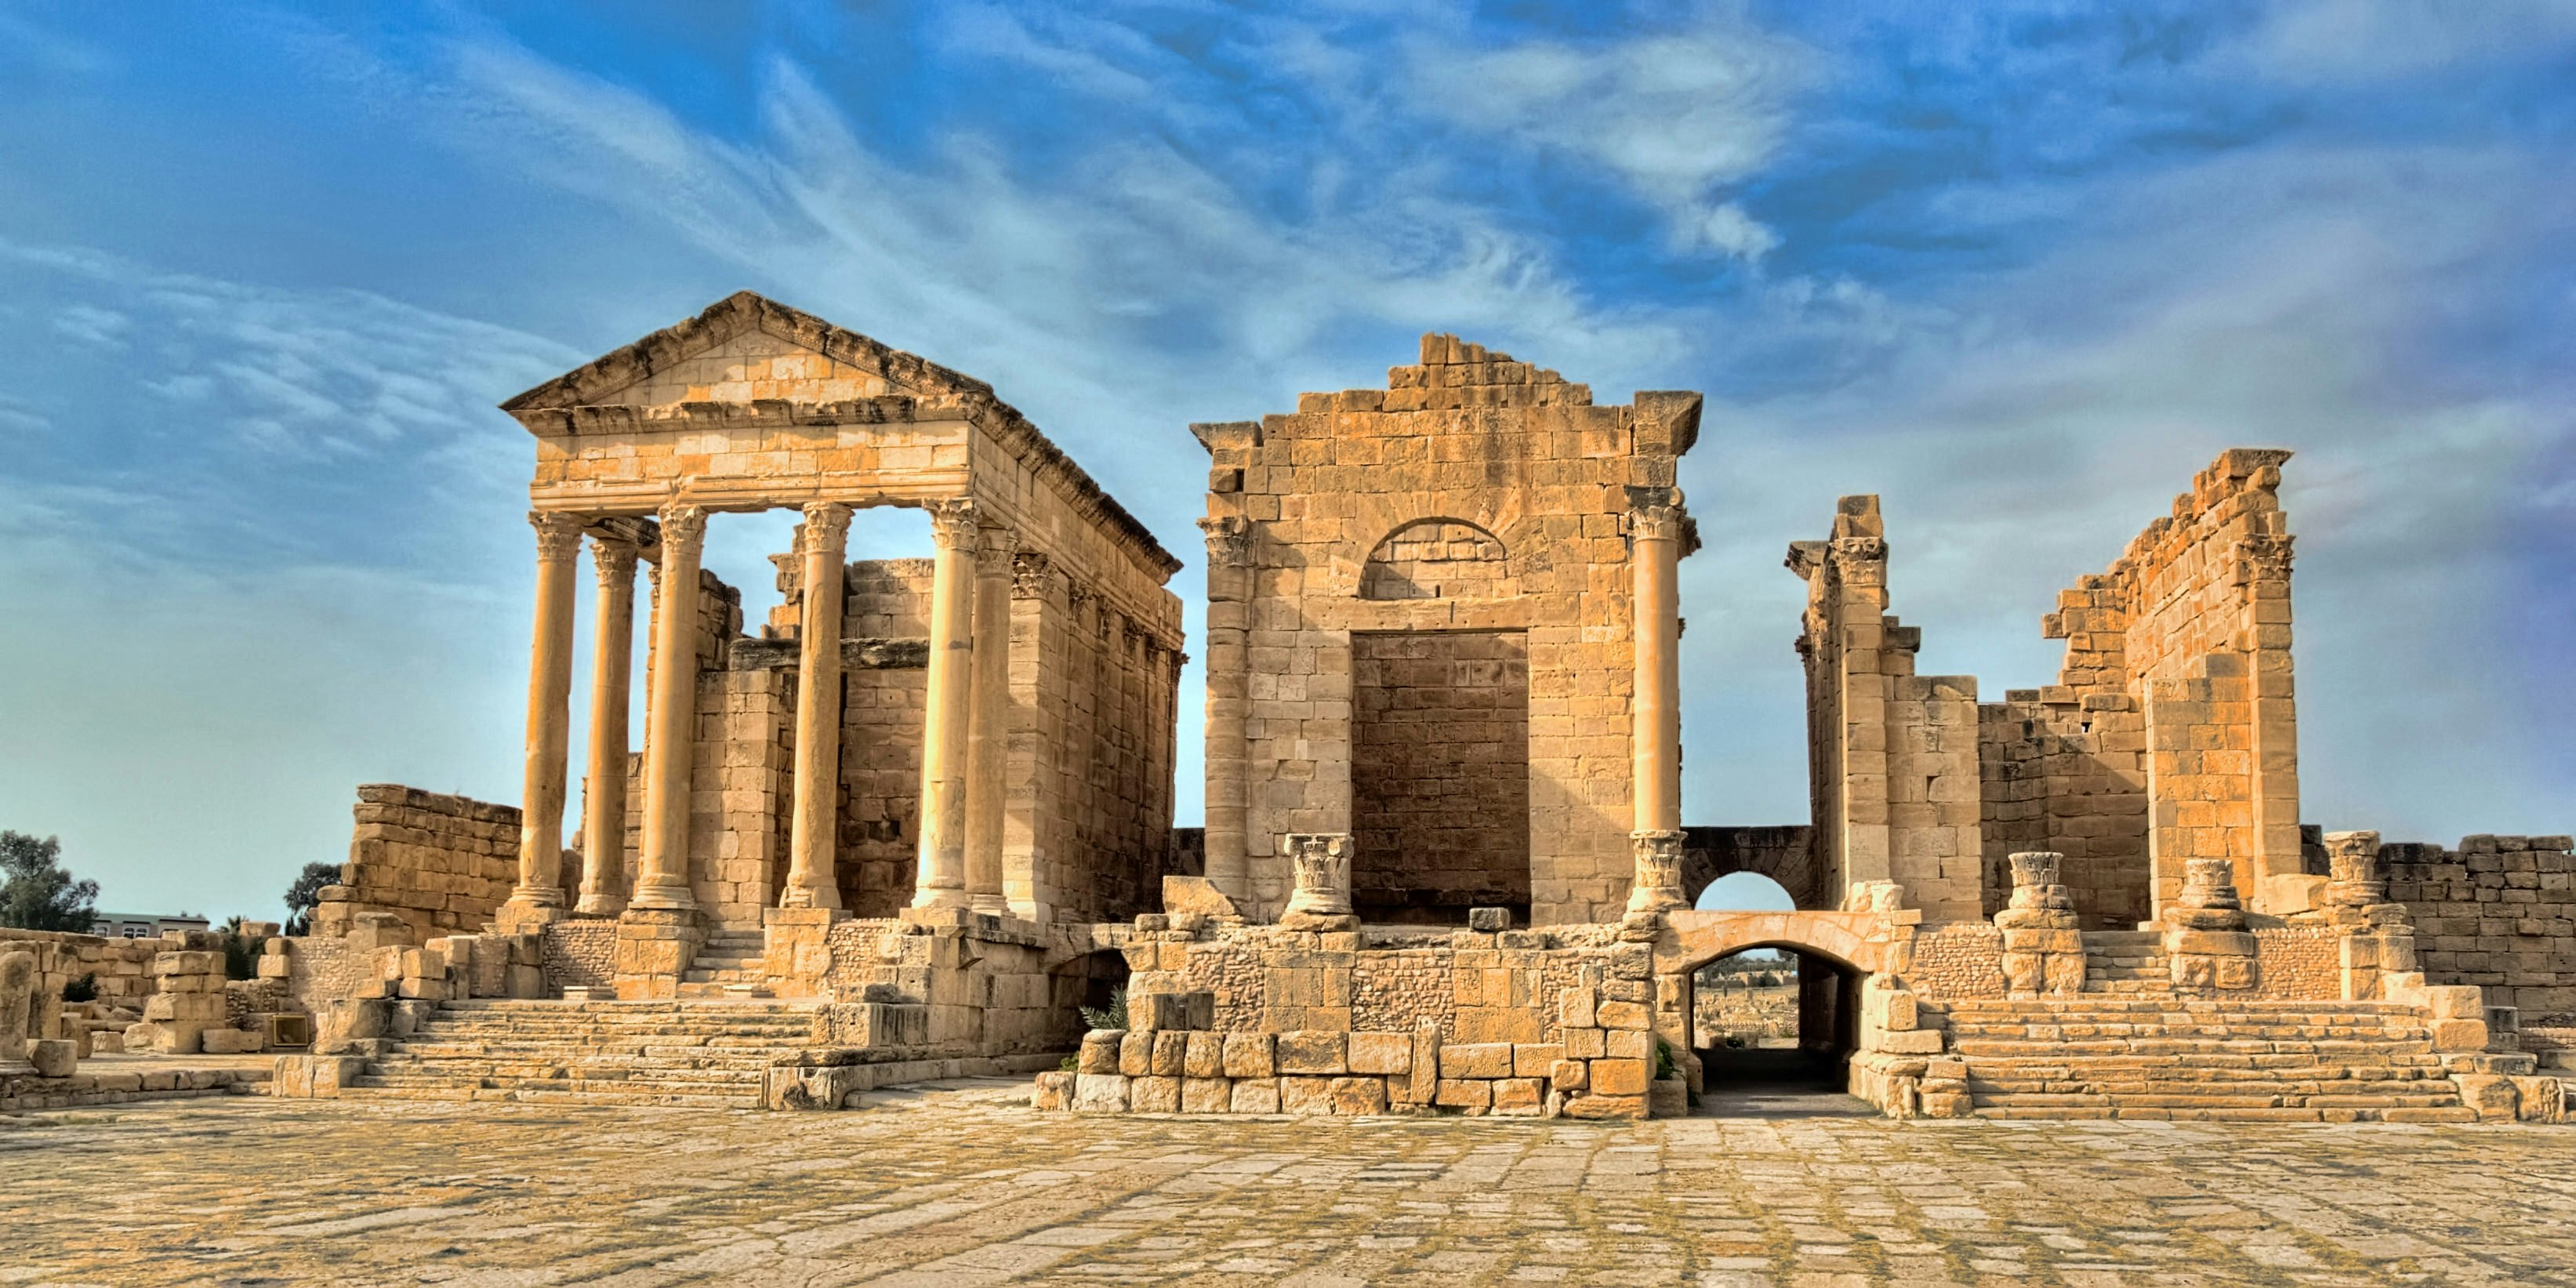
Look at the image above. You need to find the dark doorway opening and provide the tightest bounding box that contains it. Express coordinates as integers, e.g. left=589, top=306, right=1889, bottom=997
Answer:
left=1688, top=946, right=1870, bottom=1117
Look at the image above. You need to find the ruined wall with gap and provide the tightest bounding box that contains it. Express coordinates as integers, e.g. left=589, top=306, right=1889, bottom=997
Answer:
left=1351, top=629, right=1532, bottom=922
left=2386, top=835, right=2576, bottom=1021
left=1196, top=334, right=1701, bottom=925
left=1788, top=498, right=1984, bottom=924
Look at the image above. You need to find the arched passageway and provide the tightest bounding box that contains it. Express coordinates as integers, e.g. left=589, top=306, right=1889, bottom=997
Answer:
left=1659, top=909, right=1886, bottom=1117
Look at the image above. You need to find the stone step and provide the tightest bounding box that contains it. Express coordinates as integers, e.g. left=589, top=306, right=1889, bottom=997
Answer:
left=1972, top=1103, right=2476, bottom=1123
left=339, top=1083, right=757, bottom=1108
left=1929, top=999, right=2418, bottom=1013
left=1965, top=1078, right=2461, bottom=1101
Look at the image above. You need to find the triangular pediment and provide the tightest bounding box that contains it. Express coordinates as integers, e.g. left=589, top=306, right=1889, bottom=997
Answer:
left=501, top=291, right=996, bottom=415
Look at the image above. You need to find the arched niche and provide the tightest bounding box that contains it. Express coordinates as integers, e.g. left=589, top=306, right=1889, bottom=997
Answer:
left=1358, top=518, right=1512, bottom=601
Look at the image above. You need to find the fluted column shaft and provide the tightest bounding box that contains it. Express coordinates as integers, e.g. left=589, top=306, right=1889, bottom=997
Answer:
left=575, top=537, right=641, bottom=915
left=782, top=503, right=852, bottom=911
left=633, top=503, right=707, bottom=912
left=912, top=499, right=979, bottom=910
left=511, top=511, right=586, bottom=910
left=963, top=524, right=1018, bottom=915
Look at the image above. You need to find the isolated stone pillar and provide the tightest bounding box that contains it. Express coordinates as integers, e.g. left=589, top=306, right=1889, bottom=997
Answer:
left=631, top=502, right=707, bottom=913
left=780, top=502, right=852, bottom=912
left=0, top=951, right=31, bottom=1062
left=1994, top=851, right=2084, bottom=997
left=506, top=510, right=586, bottom=917
left=575, top=535, right=641, bottom=916
left=1276, top=833, right=1357, bottom=932
left=1198, top=515, right=1253, bottom=904
left=1630, top=498, right=1683, bottom=835
left=963, top=523, right=1018, bottom=916
left=2321, top=829, right=2415, bottom=999
left=2163, top=857, right=2258, bottom=990
left=911, top=499, right=979, bottom=911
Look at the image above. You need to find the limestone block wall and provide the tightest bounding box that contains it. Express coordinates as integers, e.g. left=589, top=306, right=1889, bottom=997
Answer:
left=0, top=929, right=160, bottom=1032
left=1095, top=920, right=1660, bottom=1117
left=1195, top=335, right=1702, bottom=925
left=1788, top=498, right=1985, bottom=923
left=1907, top=924, right=2006, bottom=1000
left=1350, top=629, right=1532, bottom=922
left=2386, top=836, right=2576, bottom=1020
left=687, top=656, right=795, bottom=929
left=818, top=919, right=1068, bottom=1055
left=540, top=920, right=617, bottom=992
left=1977, top=693, right=2148, bottom=928
left=839, top=659, right=928, bottom=918
left=319, top=785, right=518, bottom=942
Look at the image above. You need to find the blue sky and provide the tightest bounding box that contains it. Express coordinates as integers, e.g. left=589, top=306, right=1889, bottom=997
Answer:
left=2, top=2, right=2571, bottom=920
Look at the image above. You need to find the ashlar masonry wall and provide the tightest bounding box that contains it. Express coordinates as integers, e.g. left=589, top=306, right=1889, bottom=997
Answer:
left=317, top=786, right=521, bottom=942
left=1787, top=497, right=1984, bottom=924
left=1976, top=449, right=2300, bottom=923
left=2386, top=835, right=2576, bottom=1021
left=1195, top=333, right=1702, bottom=925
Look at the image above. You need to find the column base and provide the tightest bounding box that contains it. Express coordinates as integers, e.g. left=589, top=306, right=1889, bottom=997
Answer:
left=494, top=894, right=565, bottom=934
left=763, top=905, right=841, bottom=997
left=626, top=883, right=699, bottom=914
left=572, top=894, right=628, bottom=918
left=969, top=892, right=1012, bottom=916
left=613, top=907, right=703, bottom=1001
left=777, top=887, right=845, bottom=914
left=910, top=886, right=973, bottom=912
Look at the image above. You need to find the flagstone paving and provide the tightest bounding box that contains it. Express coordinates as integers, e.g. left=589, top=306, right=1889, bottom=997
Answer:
left=2, top=1079, right=2571, bottom=1286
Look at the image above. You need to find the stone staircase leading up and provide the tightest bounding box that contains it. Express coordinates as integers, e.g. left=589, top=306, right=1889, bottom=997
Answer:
left=337, top=999, right=824, bottom=1108
left=1925, top=997, right=2475, bottom=1123
left=680, top=930, right=774, bottom=998
left=2081, top=931, right=2168, bottom=992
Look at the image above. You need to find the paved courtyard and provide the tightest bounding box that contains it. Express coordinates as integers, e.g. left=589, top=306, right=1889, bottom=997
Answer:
left=3, top=1081, right=2573, bottom=1287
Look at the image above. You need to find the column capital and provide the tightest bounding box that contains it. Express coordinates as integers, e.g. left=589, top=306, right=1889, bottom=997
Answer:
left=799, top=500, right=854, bottom=548
left=925, top=498, right=981, bottom=550
left=1198, top=514, right=1252, bottom=567
left=529, top=510, right=586, bottom=561
left=973, top=524, right=1019, bottom=575
left=656, top=502, right=708, bottom=553
left=1628, top=503, right=1686, bottom=544
left=590, top=537, right=641, bottom=589
left=1010, top=550, right=1055, bottom=600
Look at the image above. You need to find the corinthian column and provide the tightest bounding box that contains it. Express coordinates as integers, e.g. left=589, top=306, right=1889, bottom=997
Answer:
left=963, top=523, right=1018, bottom=916
left=781, top=502, right=852, bottom=911
left=631, top=502, right=707, bottom=912
left=911, top=499, right=979, bottom=910
left=507, top=510, right=586, bottom=916
left=1197, top=514, right=1252, bottom=903
left=575, top=535, right=641, bottom=916
left=1627, top=496, right=1686, bottom=920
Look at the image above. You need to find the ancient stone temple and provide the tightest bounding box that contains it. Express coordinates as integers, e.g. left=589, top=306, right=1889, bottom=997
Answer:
left=227, top=300, right=2570, bottom=1124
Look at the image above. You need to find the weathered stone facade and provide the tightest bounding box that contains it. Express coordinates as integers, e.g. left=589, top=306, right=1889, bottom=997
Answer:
left=1192, top=334, right=1702, bottom=926
left=267, top=318, right=2565, bottom=1126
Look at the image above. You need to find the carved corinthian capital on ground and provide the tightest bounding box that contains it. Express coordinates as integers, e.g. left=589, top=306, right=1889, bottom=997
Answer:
left=1277, top=833, right=1357, bottom=931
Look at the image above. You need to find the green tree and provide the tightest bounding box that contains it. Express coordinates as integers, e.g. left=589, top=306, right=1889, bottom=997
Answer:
left=218, top=914, right=269, bottom=980
left=0, top=831, right=96, bottom=932
left=282, top=860, right=338, bottom=935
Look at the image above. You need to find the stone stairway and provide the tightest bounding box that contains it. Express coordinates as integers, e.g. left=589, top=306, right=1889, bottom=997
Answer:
left=2081, top=931, right=2169, bottom=992
left=679, top=930, right=773, bottom=997
left=338, top=999, right=824, bottom=1108
left=1925, top=997, right=2474, bottom=1122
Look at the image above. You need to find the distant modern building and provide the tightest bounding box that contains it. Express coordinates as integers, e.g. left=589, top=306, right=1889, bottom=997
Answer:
left=91, top=911, right=210, bottom=939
